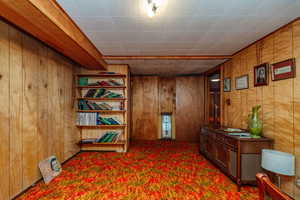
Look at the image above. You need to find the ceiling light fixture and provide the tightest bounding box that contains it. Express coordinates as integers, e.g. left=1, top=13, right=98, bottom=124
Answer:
left=146, top=0, right=164, bottom=18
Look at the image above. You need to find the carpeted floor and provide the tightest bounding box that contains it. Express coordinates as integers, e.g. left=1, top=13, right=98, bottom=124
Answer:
left=18, top=141, right=259, bottom=200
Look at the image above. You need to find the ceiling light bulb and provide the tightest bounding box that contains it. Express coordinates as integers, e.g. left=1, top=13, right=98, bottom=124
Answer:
left=146, top=0, right=163, bottom=18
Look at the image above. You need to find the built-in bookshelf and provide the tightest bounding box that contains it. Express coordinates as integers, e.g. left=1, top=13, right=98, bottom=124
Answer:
left=75, top=66, right=130, bottom=152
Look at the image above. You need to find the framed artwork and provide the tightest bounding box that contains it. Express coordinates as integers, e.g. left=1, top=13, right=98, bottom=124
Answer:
left=254, top=63, right=269, bottom=86
left=223, top=78, right=231, bottom=92
left=271, top=58, right=296, bottom=81
left=235, top=75, right=248, bottom=90
left=39, top=156, right=62, bottom=184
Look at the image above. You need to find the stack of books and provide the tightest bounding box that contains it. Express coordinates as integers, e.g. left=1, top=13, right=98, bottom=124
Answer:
left=84, top=89, right=123, bottom=98
left=78, top=100, right=120, bottom=110
left=87, top=80, right=123, bottom=86
left=77, top=113, right=122, bottom=125
left=98, top=116, right=121, bottom=125
left=80, top=132, right=122, bottom=144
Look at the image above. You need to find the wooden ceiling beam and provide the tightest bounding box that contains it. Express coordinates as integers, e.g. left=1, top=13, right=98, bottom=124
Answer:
left=103, top=55, right=232, bottom=60
left=0, top=0, right=107, bottom=69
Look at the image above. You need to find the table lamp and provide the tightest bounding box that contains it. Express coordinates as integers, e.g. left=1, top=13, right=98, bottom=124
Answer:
left=261, top=149, right=295, bottom=188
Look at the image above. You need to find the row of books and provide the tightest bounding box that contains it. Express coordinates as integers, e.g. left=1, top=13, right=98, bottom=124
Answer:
left=84, top=88, right=123, bottom=98
left=77, top=113, right=122, bottom=125
left=80, top=132, right=122, bottom=144
left=87, top=80, right=123, bottom=86
left=78, top=100, right=123, bottom=110
left=79, top=77, right=123, bottom=87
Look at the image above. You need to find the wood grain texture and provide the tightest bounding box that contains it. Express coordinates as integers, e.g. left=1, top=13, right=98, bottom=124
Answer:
left=0, top=20, right=10, bottom=200
left=9, top=26, right=23, bottom=198
left=0, top=19, right=80, bottom=199
left=22, top=33, right=39, bottom=188
left=131, top=76, right=159, bottom=140
left=0, top=0, right=106, bottom=69
left=131, top=76, right=205, bottom=142
left=292, top=19, right=300, bottom=199
left=175, top=76, right=205, bottom=142
left=219, top=19, right=300, bottom=199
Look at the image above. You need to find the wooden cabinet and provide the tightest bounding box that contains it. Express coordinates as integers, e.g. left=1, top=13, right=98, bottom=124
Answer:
left=200, top=126, right=273, bottom=190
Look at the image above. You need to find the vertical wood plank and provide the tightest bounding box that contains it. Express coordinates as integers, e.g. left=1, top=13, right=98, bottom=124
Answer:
left=272, top=25, right=294, bottom=197
left=142, top=76, right=159, bottom=140
left=9, top=26, right=23, bottom=198
left=22, top=33, right=39, bottom=188
left=37, top=44, right=49, bottom=161
left=292, top=20, right=300, bottom=199
left=0, top=20, right=10, bottom=200
left=261, top=35, right=275, bottom=139
left=175, top=76, right=202, bottom=142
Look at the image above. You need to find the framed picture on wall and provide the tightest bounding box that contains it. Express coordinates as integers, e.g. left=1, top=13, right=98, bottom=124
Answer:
left=271, top=58, right=296, bottom=81
left=223, top=78, right=231, bottom=92
left=235, top=75, right=248, bottom=90
left=254, top=63, right=269, bottom=86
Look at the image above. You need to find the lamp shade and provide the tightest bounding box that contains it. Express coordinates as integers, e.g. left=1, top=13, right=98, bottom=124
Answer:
left=261, top=149, right=295, bottom=176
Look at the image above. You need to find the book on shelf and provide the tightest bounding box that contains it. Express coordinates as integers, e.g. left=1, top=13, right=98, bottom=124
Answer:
left=78, top=77, right=88, bottom=86
left=78, top=100, right=122, bottom=111
left=95, top=131, right=121, bottom=143
left=79, top=131, right=122, bottom=144
left=84, top=88, right=123, bottom=98
left=77, top=113, right=122, bottom=126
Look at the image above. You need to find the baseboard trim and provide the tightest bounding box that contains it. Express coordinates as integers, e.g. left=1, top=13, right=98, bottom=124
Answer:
left=11, top=151, right=81, bottom=200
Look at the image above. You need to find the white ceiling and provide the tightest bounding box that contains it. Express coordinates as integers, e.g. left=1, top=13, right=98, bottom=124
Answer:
left=57, top=0, right=300, bottom=75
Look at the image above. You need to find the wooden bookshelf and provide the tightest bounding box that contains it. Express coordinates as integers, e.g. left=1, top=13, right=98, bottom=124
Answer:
left=76, top=73, right=126, bottom=78
left=77, top=110, right=126, bottom=114
left=76, top=85, right=126, bottom=89
left=78, top=141, right=126, bottom=147
left=76, top=125, right=126, bottom=128
left=77, top=97, right=126, bottom=101
left=75, top=65, right=130, bottom=152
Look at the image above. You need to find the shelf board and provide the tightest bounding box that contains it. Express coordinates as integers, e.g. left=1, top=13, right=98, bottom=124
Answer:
left=76, top=73, right=126, bottom=78
left=77, top=110, right=126, bottom=113
left=77, top=125, right=127, bottom=129
left=77, top=85, right=126, bottom=89
left=77, top=98, right=126, bottom=101
left=78, top=141, right=126, bottom=147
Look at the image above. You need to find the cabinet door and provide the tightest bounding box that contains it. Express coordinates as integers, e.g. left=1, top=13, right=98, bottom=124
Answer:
left=215, top=141, right=228, bottom=170
left=206, top=137, right=216, bottom=159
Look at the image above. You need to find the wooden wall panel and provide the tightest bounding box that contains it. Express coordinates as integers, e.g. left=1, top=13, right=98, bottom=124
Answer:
left=9, top=26, right=23, bottom=198
left=131, top=76, right=158, bottom=140
left=131, top=76, right=205, bottom=142
left=261, top=35, right=274, bottom=139
left=175, top=76, right=204, bottom=142
left=0, top=20, right=10, bottom=200
left=159, top=77, right=175, bottom=113
left=219, top=19, right=300, bottom=199
left=22, top=34, right=39, bottom=188
left=293, top=19, right=300, bottom=199
left=0, top=19, right=80, bottom=199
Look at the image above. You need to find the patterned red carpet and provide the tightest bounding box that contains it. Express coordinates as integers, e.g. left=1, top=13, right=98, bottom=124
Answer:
left=18, top=141, right=258, bottom=200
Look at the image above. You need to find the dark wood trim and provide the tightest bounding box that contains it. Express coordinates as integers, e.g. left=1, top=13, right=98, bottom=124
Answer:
left=0, top=0, right=106, bottom=69
left=103, top=55, right=232, bottom=60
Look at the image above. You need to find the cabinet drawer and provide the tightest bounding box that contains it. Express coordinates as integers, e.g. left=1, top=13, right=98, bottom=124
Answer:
left=225, top=137, right=237, bottom=148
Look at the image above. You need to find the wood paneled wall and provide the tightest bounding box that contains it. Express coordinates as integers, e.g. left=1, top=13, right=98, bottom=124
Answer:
left=131, top=75, right=205, bottom=142
left=0, top=20, right=80, bottom=200
left=220, top=19, right=300, bottom=199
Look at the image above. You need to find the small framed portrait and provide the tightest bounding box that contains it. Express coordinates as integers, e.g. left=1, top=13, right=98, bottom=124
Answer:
left=223, top=78, right=231, bottom=92
left=39, top=156, right=62, bottom=184
left=235, top=75, right=248, bottom=90
left=271, top=58, right=296, bottom=81
left=254, top=63, right=269, bottom=86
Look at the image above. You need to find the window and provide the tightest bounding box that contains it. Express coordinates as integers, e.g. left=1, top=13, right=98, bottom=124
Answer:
left=161, top=113, right=172, bottom=139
